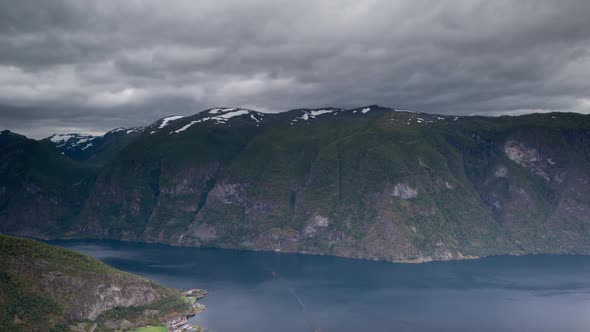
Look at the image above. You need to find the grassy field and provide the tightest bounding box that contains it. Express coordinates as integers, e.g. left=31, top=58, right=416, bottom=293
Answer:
left=132, top=326, right=167, bottom=332
left=182, top=296, right=197, bottom=305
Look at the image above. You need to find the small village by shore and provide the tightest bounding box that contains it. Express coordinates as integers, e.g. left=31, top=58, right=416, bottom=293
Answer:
left=165, top=289, right=208, bottom=332
left=133, top=288, right=208, bottom=332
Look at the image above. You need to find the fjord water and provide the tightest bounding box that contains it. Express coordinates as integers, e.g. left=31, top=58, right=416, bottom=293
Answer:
left=52, top=240, right=590, bottom=332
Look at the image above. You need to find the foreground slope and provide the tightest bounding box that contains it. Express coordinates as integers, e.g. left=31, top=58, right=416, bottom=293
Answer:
left=0, top=234, right=191, bottom=331
left=2, top=107, right=590, bottom=262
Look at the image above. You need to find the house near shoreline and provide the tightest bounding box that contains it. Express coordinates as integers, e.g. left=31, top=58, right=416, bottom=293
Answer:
left=167, top=316, right=187, bottom=330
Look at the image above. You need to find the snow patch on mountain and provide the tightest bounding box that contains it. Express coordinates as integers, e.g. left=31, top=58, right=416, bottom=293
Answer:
left=217, top=109, right=250, bottom=119
left=208, top=107, right=237, bottom=114
left=49, top=134, right=77, bottom=143
left=126, top=127, right=143, bottom=134
left=173, top=121, right=200, bottom=133
left=47, top=133, right=100, bottom=149
left=149, top=116, right=184, bottom=134
left=171, top=109, right=260, bottom=134
left=158, top=116, right=184, bottom=129
left=108, top=128, right=126, bottom=134
left=310, top=109, right=334, bottom=117
left=76, top=137, right=91, bottom=144
left=291, top=109, right=338, bottom=124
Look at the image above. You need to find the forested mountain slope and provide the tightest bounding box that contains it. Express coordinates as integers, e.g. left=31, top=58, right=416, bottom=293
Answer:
left=2, top=106, right=590, bottom=262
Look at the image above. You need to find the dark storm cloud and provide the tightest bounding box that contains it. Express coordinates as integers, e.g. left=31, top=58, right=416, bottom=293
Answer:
left=1, top=0, right=590, bottom=138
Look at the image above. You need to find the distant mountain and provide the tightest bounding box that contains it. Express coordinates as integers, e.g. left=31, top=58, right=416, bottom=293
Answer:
left=2, top=106, right=590, bottom=262
left=43, top=126, right=145, bottom=165
left=47, top=132, right=98, bottom=152
left=0, top=234, right=192, bottom=331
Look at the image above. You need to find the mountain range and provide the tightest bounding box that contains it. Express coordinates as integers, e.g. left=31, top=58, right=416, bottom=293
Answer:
left=1, top=105, right=590, bottom=262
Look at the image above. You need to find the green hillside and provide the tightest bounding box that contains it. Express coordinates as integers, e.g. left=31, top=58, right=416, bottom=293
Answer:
left=0, top=234, right=191, bottom=331
left=2, top=106, right=590, bottom=262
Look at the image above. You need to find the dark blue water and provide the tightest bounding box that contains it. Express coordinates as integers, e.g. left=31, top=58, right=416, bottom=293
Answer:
left=51, top=239, right=590, bottom=332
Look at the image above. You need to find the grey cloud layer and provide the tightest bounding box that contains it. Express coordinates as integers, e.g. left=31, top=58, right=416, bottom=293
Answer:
left=1, top=0, right=590, bottom=137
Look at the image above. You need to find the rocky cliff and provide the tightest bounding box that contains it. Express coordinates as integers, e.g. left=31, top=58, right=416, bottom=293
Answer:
left=2, top=106, right=590, bottom=262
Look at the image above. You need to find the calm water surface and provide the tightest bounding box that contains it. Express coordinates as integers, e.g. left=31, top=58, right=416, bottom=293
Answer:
left=51, top=240, right=590, bottom=332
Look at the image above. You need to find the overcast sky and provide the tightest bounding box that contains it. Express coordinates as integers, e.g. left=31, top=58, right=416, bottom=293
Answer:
left=1, top=0, right=590, bottom=138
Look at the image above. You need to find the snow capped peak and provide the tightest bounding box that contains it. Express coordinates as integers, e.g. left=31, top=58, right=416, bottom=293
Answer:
left=170, top=109, right=261, bottom=134
left=310, top=109, right=334, bottom=117
left=158, top=116, right=184, bottom=129
left=149, top=115, right=185, bottom=134
left=290, top=108, right=341, bottom=124
left=47, top=133, right=99, bottom=150
left=49, top=133, right=78, bottom=143
left=105, top=126, right=145, bottom=136
left=361, top=107, right=371, bottom=114
left=108, top=127, right=126, bottom=134
left=207, top=107, right=244, bottom=114
left=217, top=109, right=250, bottom=119
left=125, top=127, right=144, bottom=134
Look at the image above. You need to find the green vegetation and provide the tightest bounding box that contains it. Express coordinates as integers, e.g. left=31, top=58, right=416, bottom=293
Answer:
left=0, top=233, right=117, bottom=276
left=95, top=294, right=192, bottom=330
left=132, top=326, right=167, bottom=332
left=0, top=234, right=190, bottom=331
left=182, top=296, right=197, bottom=305
left=0, top=271, right=63, bottom=331
left=3, top=108, right=590, bottom=262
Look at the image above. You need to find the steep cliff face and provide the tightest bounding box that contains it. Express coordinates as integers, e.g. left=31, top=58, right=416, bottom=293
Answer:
left=0, top=234, right=185, bottom=331
left=2, top=107, right=590, bottom=262
left=40, top=270, right=166, bottom=321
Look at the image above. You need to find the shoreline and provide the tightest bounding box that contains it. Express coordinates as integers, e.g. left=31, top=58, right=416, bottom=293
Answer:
left=161, top=289, right=207, bottom=332
left=7, top=232, right=588, bottom=265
